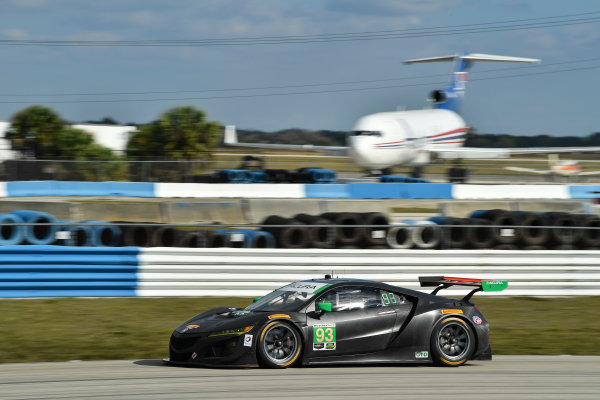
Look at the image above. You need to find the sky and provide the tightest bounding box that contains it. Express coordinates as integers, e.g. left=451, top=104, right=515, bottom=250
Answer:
left=1, top=0, right=599, bottom=137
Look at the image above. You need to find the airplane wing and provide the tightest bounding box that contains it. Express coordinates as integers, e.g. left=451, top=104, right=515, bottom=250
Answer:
left=223, top=125, right=348, bottom=152
left=504, top=166, right=552, bottom=175
left=429, top=145, right=600, bottom=159
left=577, top=170, right=600, bottom=176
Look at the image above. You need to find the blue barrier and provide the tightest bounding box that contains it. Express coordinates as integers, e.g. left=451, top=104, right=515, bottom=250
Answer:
left=0, top=246, right=140, bottom=297
left=1, top=180, right=600, bottom=199
left=305, top=184, right=350, bottom=198
left=568, top=185, right=600, bottom=199
left=347, top=183, right=453, bottom=199
left=6, top=181, right=155, bottom=197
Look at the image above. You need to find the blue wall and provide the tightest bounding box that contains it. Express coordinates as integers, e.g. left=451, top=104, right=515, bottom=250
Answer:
left=0, top=246, right=140, bottom=297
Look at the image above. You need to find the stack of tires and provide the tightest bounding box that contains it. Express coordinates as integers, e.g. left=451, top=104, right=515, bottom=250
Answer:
left=429, top=209, right=600, bottom=250
left=260, top=212, right=389, bottom=248
left=216, top=168, right=336, bottom=184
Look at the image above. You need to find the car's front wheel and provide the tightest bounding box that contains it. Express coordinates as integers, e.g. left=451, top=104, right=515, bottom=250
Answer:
left=430, top=317, right=475, bottom=366
left=257, top=321, right=302, bottom=368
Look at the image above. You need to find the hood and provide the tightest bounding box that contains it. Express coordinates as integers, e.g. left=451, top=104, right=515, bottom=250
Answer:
left=175, top=307, right=266, bottom=334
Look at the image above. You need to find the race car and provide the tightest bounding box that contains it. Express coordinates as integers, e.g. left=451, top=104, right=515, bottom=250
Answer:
left=166, top=276, right=507, bottom=368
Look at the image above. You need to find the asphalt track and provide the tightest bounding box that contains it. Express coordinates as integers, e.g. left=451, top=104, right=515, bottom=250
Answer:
left=2, top=356, right=599, bottom=400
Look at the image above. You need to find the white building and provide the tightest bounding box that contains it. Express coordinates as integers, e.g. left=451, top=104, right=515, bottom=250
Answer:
left=0, top=121, right=138, bottom=160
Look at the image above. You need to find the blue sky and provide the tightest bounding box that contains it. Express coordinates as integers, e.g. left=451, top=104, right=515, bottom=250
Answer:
left=1, top=0, right=599, bottom=137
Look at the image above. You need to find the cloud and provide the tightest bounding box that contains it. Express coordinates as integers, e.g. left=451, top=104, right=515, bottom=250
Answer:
left=2, top=28, right=28, bottom=40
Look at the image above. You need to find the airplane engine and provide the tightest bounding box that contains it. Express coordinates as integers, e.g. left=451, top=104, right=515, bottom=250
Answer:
left=429, top=89, right=447, bottom=104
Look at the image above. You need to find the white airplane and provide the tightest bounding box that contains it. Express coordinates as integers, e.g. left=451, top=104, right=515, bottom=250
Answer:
left=506, top=154, right=600, bottom=178
left=224, top=52, right=600, bottom=174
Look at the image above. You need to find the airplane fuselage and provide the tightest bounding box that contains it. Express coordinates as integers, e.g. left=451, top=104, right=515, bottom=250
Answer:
left=348, top=108, right=467, bottom=169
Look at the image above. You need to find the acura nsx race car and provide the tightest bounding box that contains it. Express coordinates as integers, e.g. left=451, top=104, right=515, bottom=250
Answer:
left=166, top=276, right=507, bottom=368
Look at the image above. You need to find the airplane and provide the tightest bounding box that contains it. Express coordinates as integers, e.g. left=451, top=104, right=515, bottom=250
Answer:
left=224, top=52, right=600, bottom=175
left=505, top=154, right=600, bottom=179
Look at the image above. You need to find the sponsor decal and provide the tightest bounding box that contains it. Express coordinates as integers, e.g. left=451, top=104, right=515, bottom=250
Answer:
left=268, top=314, right=291, bottom=319
left=481, top=280, right=509, bottom=292
left=191, top=352, right=197, bottom=360
left=313, top=323, right=336, bottom=351
left=232, top=311, right=249, bottom=317
left=441, top=309, right=463, bottom=314
left=415, top=351, right=429, bottom=359
left=472, top=316, right=482, bottom=325
left=279, top=282, right=332, bottom=293
left=243, top=334, right=253, bottom=347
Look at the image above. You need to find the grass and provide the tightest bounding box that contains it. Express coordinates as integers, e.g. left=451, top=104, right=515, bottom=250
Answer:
left=1, top=296, right=598, bottom=363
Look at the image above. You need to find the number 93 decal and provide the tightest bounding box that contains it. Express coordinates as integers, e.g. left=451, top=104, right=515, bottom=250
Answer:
left=313, top=323, right=336, bottom=351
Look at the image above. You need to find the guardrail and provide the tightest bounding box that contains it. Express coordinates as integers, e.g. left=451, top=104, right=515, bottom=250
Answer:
left=2, top=246, right=599, bottom=297
left=137, top=248, right=600, bottom=297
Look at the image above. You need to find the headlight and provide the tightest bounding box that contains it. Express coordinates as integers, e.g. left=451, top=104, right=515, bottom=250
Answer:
left=208, top=325, right=253, bottom=337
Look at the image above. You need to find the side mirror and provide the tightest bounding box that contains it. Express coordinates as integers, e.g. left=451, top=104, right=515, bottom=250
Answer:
left=253, top=297, right=261, bottom=303
left=317, top=302, right=332, bottom=313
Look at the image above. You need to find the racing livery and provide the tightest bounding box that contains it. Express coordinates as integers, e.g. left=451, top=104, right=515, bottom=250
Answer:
left=167, top=276, right=507, bottom=368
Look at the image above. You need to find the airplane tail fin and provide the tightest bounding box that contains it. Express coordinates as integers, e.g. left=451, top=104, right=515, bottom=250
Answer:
left=224, top=125, right=238, bottom=145
left=404, top=52, right=540, bottom=113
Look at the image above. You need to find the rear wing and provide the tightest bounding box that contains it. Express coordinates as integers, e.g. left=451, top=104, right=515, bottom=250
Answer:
left=419, top=276, right=508, bottom=301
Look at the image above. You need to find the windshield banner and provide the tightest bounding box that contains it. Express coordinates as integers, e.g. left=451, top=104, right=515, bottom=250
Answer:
left=278, top=282, right=332, bottom=294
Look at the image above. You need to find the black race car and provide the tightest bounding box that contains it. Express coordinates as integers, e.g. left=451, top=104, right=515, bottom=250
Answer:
left=166, top=276, right=507, bottom=368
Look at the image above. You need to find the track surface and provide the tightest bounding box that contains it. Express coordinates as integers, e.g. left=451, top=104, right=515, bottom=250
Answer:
left=2, top=356, right=599, bottom=400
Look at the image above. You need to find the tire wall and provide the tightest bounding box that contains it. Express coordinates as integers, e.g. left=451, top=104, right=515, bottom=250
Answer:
left=0, top=209, right=598, bottom=250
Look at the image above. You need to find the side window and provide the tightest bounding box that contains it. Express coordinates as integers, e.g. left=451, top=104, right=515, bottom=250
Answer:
left=380, top=291, right=406, bottom=306
left=318, top=286, right=383, bottom=312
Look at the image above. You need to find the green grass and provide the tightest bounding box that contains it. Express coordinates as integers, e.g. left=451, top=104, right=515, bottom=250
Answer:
left=1, top=296, right=598, bottom=363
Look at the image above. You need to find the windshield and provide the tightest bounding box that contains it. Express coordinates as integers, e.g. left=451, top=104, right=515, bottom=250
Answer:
left=246, top=281, right=332, bottom=312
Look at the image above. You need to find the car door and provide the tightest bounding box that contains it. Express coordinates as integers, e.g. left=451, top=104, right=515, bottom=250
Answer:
left=305, top=285, right=398, bottom=358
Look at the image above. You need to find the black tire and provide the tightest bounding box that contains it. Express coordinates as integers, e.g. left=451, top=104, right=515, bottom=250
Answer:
left=547, top=212, right=583, bottom=245
left=293, top=213, right=335, bottom=248
left=261, top=215, right=309, bottom=248
left=519, top=212, right=550, bottom=246
left=466, top=218, right=495, bottom=249
left=321, top=212, right=365, bottom=246
left=579, top=216, right=600, bottom=248
left=476, top=209, right=520, bottom=245
left=257, top=321, right=302, bottom=368
left=430, top=317, right=475, bottom=367
left=361, top=212, right=389, bottom=247
left=121, top=224, right=154, bottom=247
left=438, top=217, right=470, bottom=249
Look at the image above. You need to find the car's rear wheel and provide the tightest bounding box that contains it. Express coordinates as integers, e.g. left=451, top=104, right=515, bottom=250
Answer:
left=430, top=317, right=475, bottom=367
left=257, top=321, right=302, bottom=368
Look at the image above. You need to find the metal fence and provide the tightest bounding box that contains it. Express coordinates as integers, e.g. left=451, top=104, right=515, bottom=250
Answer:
left=4, top=157, right=600, bottom=183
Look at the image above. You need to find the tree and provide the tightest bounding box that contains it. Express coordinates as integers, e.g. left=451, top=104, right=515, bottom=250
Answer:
left=6, top=106, right=127, bottom=180
left=126, top=106, right=221, bottom=160
left=7, top=105, right=66, bottom=159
